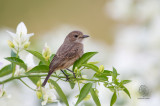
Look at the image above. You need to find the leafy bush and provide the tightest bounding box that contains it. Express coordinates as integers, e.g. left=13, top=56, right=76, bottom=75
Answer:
left=0, top=22, right=131, bottom=106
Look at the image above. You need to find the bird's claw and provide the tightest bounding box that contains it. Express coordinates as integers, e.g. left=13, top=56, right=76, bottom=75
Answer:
left=65, top=75, right=70, bottom=81
left=73, top=72, right=76, bottom=78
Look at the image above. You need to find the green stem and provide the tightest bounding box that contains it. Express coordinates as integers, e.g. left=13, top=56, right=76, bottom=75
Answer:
left=95, top=82, right=97, bottom=89
left=0, top=74, right=102, bottom=85
left=78, top=81, right=80, bottom=92
left=11, top=64, right=16, bottom=77
left=12, top=50, right=19, bottom=77
left=55, top=77, right=60, bottom=82
left=19, top=79, right=36, bottom=91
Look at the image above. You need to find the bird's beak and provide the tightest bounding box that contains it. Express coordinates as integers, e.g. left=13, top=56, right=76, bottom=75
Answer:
left=82, top=35, right=89, bottom=38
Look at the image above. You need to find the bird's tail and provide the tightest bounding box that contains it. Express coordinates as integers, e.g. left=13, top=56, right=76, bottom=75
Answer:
left=42, top=71, right=52, bottom=87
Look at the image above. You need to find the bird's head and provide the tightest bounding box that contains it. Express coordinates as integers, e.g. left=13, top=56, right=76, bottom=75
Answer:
left=65, top=31, right=89, bottom=43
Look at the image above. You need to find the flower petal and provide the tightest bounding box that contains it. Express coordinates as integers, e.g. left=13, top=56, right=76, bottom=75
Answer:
left=41, top=100, right=47, bottom=106
left=25, top=53, right=35, bottom=68
left=7, top=30, right=16, bottom=38
left=27, top=33, right=34, bottom=38
left=16, top=22, right=27, bottom=35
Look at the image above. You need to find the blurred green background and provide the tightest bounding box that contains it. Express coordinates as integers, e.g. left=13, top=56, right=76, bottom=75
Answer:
left=0, top=0, right=160, bottom=106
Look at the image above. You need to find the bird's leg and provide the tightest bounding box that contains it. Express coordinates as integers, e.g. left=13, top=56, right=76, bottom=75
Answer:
left=66, top=68, right=76, bottom=78
left=61, top=70, right=69, bottom=81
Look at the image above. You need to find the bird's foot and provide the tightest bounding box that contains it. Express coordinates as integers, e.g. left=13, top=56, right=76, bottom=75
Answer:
left=73, top=72, right=76, bottom=78
left=66, top=68, right=76, bottom=78
left=65, top=75, right=70, bottom=81
left=61, top=70, right=70, bottom=81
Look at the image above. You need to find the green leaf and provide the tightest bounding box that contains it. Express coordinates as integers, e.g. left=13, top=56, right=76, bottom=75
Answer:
left=122, top=85, right=131, bottom=98
left=38, top=61, right=44, bottom=65
left=120, top=80, right=131, bottom=85
left=104, top=70, right=120, bottom=76
left=10, top=50, right=18, bottom=76
left=26, top=50, right=49, bottom=65
left=103, top=70, right=112, bottom=76
left=76, top=83, right=92, bottom=105
left=94, top=73, right=108, bottom=81
left=82, top=64, right=99, bottom=72
left=28, top=77, right=40, bottom=85
left=26, top=65, right=49, bottom=73
left=49, top=54, right=55, bottom=62
left=0, top=65, right=12, bottom=77
left=5, top=57, right=27, bottom=70
left=112, top=67, right=118, bottom=84
left=11, top=50, right=17, bottom=57
left=102, top=70, right=120, bottom=76
left=90, top=88, right=101, bottom=106
left=69, top=81, right=76, bottom=89
left=107, top=86, right=115, bottom=92
left=73, top=52, right=98, bottom=70
left=112, top=67, right=117, bottom=78
left=110, top=91, right=117, bottom=106
left=49, top=79, right=69, bottom=106
left=87, top=61, right=99, bottom=64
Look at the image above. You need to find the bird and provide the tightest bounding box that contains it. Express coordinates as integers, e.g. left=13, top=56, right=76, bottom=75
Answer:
left=42, top=31, right=89, bottom=86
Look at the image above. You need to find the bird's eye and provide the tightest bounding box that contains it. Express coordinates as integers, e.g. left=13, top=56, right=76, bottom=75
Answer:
left=74, top=35, right=78, bottom=38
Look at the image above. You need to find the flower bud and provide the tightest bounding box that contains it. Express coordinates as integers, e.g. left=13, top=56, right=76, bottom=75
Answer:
left=7, top=40, right=15, bottom=48
left=74, top=67, right=78, bottom=73
left=83, top=94, right=91, bottom=101
left=37, top=80, right=42, bottom=88
left=36, top=90, right=42, bottom=99
left=49, top=83, right=54, bottom=89
left=42, top=43, right=51, bottom=61
left=99, top=65, right=104, bottom=73
left=95, top=89, right=99, bottom=96
left=76, top=68, right=81, bottom=76
left=75, top=94, right=79, bottom=98
left=24, top=42, right=30, bottom=49
left=0, top=85, right=5, bottom=98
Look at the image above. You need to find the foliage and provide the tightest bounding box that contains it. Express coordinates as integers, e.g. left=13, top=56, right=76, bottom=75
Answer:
left=0, top=22, right=131, bottom=106
left=0, top=51, right=131, bottom=106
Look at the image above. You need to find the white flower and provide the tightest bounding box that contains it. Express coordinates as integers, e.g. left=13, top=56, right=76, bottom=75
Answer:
left=0, top=85, right=5, bottom=97
left=41, top=87, right=58, bottom=106
left=14, top=65, right=25, bottom=77
left=7, top=22, right=34, bottom=52
left=42, top=43, right=51, bottom=61
left=25, top=53, right=36, bottom=69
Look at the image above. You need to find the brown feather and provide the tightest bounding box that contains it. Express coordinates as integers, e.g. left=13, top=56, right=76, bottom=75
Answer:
left=42, top=31, right=88, bottom=86
left=49, top=42, right=83, bottom=72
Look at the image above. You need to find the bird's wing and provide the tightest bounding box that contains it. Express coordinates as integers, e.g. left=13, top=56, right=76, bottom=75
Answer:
left=49, top=55, right=62, bottom=70
left=49, top=43, right=83, bottom=71
left=64, top=44, right=83, bottom=59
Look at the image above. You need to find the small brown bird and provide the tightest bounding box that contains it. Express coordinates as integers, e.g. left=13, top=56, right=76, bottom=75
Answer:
left=42, top=31, right=89, bottom=86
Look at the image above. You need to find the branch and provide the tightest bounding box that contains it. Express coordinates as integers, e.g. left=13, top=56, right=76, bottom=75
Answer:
left=0, top=74, right=102, bottom=84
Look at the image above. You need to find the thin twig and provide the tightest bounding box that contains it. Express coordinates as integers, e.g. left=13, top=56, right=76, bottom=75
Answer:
left=19, top=79, right=36, bottom=91
left=78, top=81, right=80, bottom=92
